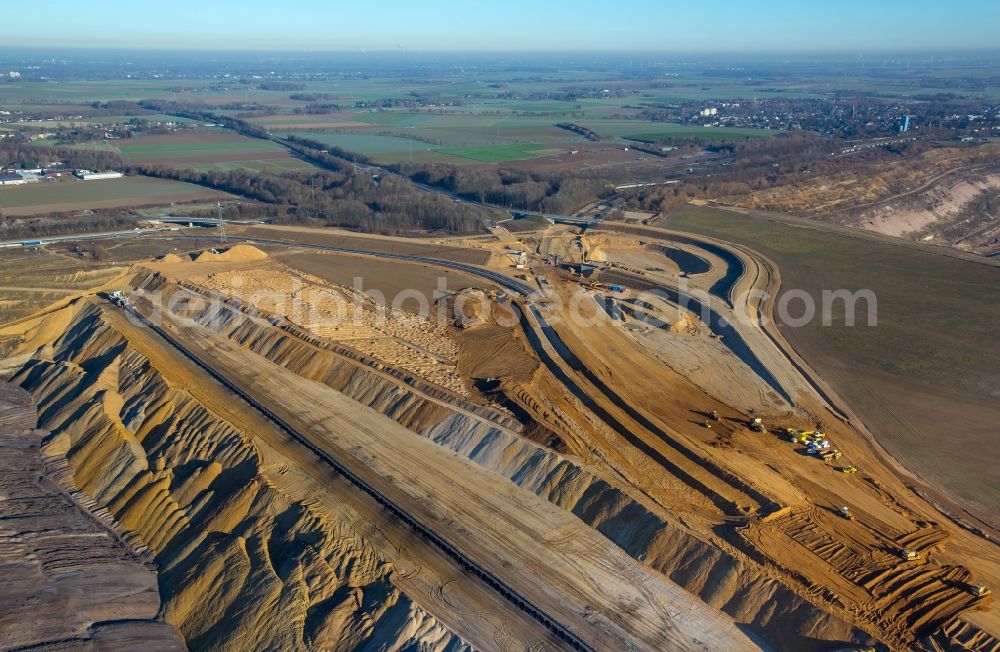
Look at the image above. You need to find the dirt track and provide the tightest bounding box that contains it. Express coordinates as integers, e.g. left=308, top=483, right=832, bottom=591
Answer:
left=529, top=222, right=1000, bottom=649
left=128, top=288, right=757, bottom=651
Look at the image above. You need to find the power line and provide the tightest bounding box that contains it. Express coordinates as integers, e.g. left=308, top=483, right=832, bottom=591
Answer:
left=217, top=203, right=227, bottom=244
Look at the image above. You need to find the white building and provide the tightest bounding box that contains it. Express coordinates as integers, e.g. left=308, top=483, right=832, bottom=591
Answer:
left=0, top=173, right=25, bottom=186
left=74, top=170, right=124, bottom=181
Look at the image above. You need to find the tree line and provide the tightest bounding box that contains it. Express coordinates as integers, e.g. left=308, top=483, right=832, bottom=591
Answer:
left=396, top=163, right=612, bottom=214
left=132, top=165, right=484, bottom=234
left=0, top=142, right=124, bottom=171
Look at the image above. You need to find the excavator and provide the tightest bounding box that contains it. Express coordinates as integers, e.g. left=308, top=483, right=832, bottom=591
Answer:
left=969, top=583, right=992, bottom=598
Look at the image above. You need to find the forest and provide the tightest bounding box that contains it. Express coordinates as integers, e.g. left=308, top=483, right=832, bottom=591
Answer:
left=134, top=165, right=485, bottom=233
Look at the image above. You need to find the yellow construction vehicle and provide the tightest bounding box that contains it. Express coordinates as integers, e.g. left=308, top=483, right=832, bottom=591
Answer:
left=838, top=506, right=855, bottom=521
left=749, top=417, right=766, bottom=433
left=899, top=548, right=921, bottom=561
left=787, top=429, right=810, bottom=444
left=840, top=466, right=858, bottom=474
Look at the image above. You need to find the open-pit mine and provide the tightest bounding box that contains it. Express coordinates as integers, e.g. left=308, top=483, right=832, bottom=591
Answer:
left=1, top=223, right=997, bottom=652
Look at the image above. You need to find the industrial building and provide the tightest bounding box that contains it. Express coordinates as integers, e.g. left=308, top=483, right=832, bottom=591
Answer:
left=74, top=170, right=124, bottom=181
left=0, top=173, right=25, bottom=186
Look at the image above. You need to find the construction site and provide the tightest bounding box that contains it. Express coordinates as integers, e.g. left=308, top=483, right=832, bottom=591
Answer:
left=1, top=217, right=998, bottom=652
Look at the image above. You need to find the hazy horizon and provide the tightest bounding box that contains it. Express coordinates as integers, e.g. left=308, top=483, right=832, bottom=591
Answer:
left=3, top=0, right=999, bottom=53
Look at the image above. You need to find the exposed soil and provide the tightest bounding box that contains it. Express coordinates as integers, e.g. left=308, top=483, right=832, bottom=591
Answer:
left=276, top=251, right=488, bottom=307
left=0, top=382, right=185, bottom=650
left=3, top=228, right=999, bottom=652
left=239, top=224, right=493, bottom=265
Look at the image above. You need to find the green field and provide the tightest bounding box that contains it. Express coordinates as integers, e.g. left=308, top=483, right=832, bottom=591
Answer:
left=116, top=137, right=284, bottom=158
left=666, top=205, right=1000, bottom=514
left=186, top=158, right=316, bottom=174
left=624, top=128, right=769, bottom=142
left=273, top=111, right=773, bottom=154
left=283, top=130, right=559, bottom=165
left=439, top=143, right=557, bottom=163
left=283, top=131, right=433, bottom=154
left=0, top=176, right=230, bottom=215
left=574, top=120, right=773, bottom=140
left=111, top=132, right=317, bottom=174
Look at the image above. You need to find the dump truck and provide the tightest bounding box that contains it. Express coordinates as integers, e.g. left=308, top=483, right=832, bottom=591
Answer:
left=749, top=417, right=766, bottom=433
left=899, top=548, right=921, bottom=561
left=838, top=506, right=855, bottom=521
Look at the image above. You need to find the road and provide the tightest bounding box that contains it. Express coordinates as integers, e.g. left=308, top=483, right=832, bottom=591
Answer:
left=0, top=226, right=184, bottom=249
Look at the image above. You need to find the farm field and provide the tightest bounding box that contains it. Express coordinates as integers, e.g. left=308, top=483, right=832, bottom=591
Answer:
left=115, top=132, right=316, bottom=173
left=270, top=111, right=773, bottom=165
left=0, top=176, right=231, bottom=216
left=666, top=204, right=1000, bottom=516
left=283, top=131, right=433, bottom=154
left=439, top=143, right=560, bottom=163
left=285, top=129, right=562, bottom=165
left=574, top=119, right=773, bottom=140
left=3, top=66, right=996, bottom=116
left=248, top=113, right=372, bottom=129
left=0, top=80, right=316, bottom=107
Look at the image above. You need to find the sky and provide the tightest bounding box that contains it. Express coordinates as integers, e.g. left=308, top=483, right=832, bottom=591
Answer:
left=3, top=0, right=999, bottom=52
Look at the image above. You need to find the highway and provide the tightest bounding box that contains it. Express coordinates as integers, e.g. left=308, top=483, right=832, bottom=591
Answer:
left=115, top=296, right=593, bottom=652
left=0, top=226, right=185, bottom=249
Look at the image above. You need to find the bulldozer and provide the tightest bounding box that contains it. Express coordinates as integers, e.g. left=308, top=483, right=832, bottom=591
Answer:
left=838, top=506, right=855, bottom=521
left=840, top=465, right=858, bottom=474
left=811, top=448, right=842, bottom=461
left=898, top=548, right=921, bottom=561
left=749, top=417, right=766, bottom=433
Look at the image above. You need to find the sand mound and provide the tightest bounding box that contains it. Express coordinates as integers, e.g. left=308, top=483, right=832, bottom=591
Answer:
left=194, top=244, right=268, bottom=263
left=158, top=253, right=184, bottom=263
left=669, top=312, right=698, bottom=333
